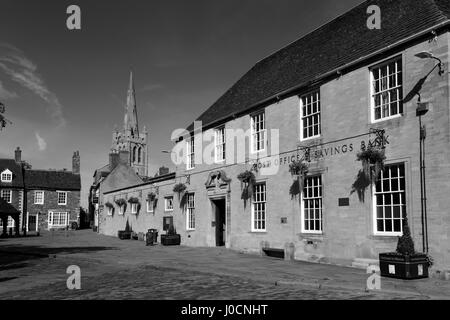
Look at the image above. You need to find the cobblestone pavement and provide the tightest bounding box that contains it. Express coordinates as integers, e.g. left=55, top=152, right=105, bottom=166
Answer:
left=0, top=230, right=447, bottom=300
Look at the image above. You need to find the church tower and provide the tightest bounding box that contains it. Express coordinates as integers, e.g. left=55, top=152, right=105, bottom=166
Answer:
left=111, top=71, right=148, bottom=177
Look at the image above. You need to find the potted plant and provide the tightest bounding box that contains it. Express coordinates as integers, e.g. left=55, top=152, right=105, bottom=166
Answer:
left=161, top=224, right=181, bottom=245
left=118, top=220, right=132, bottom=240
left=237, top=170, right=256, bottom=208
left=379, top=217, right=430, bottom=279
left=288, top=160, right=309, bottom=199
left=356, top=146, right=386, bottom=183
left=173, top=183, right=187, bottom=198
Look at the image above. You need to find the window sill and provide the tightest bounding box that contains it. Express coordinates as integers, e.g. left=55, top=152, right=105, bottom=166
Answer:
left=300, top=135, right=321, bottom=143
left=371, top=113, right=403, bottom=124
left=249, top=230, right=267, bottom=234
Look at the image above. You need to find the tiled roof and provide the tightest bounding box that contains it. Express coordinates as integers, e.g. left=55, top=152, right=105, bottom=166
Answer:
left=0, top=159, right=24, bottom=188
left=24, top=170, right=81, bottom=191
left=187, top=0, right=450, bottom=131
left=0, top=198, right=20, bottom=215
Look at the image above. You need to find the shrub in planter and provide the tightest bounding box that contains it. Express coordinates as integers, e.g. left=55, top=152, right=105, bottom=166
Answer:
left=161, top=224, right=181, bottom=246
left=237, top=170, right=256, bottom=208
left=356, top=146, right=386, bottom=183
left=379, top=217, right=430, bottom=279
left=289, top=160, right=308, bottom=199
left=118, top=220, right=132, bottom=240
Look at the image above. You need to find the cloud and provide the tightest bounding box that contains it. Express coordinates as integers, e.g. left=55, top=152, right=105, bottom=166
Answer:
left=0, top=43, right=66, bottom=127
left=35, top=132, right=47, bottom=151
left=0, top=81, right=17, bottom=100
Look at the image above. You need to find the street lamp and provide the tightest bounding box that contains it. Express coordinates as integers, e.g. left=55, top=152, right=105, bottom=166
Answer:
left=413, top=50, right=444, bottom=253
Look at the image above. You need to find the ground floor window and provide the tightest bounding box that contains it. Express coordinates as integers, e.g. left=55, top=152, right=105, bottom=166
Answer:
left=252, top=183, right=266, bottom=232
left=0, top=216, right=15, bottom=227
left=48, top=211, right=68, bottom=228
left=374, top=163, right=406, bottom=235
left=301, top=176, right=323, bottom=233
left=186, top=193, right=195, bottom=230
left=146, top=200, right=154, bottom=213
left=130, top=203, right=138, bottom=214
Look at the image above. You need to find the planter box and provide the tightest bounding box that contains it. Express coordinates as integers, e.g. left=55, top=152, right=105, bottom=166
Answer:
left=379, top=252, right=429, bottom=279
left=118, top=230, right=131, bottom=240
left=161, top=234, right=181, bottom=246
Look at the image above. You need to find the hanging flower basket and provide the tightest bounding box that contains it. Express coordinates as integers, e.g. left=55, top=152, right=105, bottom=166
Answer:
left=105, top=202, right=114, bottom=216
left=356, top=147, right=386, bottom=183
left=115, top=198, right=127, bottom=208
left=128, top=197, right=141, bottom=213
left=237, top=170, right=256, bottom=208
left=147, top=192, right=157, bottom=202
left=289, top=160, right=308, bottom=199
left=173, top=183, right=187, bottom=200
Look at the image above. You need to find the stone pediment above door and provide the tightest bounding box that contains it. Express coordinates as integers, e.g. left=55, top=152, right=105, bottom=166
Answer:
left=205, top=170, right=231, bottom=191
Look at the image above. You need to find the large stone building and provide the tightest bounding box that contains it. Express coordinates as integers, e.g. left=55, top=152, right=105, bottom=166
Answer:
left=98, top=0, right=450, bottom=273
left=0, top=148, right=81, bottom=234
left=89, top=72, right=149, bottom=230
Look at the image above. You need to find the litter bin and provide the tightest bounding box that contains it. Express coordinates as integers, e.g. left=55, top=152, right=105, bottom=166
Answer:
left=149, top=229, right=158, bottom=244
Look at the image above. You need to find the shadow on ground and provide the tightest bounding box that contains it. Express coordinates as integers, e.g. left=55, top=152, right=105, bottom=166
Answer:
left=0, top=245, right=116, bottom=267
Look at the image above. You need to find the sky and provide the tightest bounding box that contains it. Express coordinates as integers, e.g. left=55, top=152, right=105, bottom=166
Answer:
left=0, top=0, right=363, bottom=207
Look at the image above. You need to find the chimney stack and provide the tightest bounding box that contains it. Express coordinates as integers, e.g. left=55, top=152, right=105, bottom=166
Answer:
left=109, top=152, right=120, bottom=171
left=14, top=147, right=21, bottom=163
left=72, top=151, right=80, bottom=175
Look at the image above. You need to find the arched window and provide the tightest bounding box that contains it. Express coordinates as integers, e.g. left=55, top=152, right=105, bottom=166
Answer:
left=133, top=146, right=137, bottom=163
left=138, top=147, right=142, bottom=164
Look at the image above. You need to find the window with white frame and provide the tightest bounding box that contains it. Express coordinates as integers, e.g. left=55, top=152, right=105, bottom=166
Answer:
left=371, top=57, right=403, bottom=122
left=131, top=203, right=138, bottom=214
left=251, top=183, right=266, bottom=231
left=187, top=138, right=195, bottom=169
left=1, top=169, right=12, bottom=182
left=107, top=206, right=113, bottom=216
left=1, top=189, right=12, bottom=203
left=374, top=163, right=406, bottom=235
left=118, top=205, right=125, bottom=215
left=57, top=191, right=67, bottom=205
left=215, top=127, right=226, bottom=162
left=48, top=211, right=68, bottom=228
left=300, top=91, right=321, bottom=140
left=301, top=176, right=323, bottom=233
left=146, top=200, right=154, bottom=213
left=186, top=193, right=195, bottom=230
left=165, top=196, right=173, bottom=211
left=34, top=191, right=44, bottom=204
left=0, top=216, right=14, bottom=227
left=251, top=112, right=266, bottom=153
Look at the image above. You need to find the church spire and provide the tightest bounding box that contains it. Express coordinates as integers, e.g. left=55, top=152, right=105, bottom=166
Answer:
left=124, top=70, right=138, bottom=136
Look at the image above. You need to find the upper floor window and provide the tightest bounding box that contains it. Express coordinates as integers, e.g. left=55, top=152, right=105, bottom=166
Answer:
left=57, top=191, right=67, bottom=205
left=215, top=127, right=226, bottom=162
left=165, top=196, right=174, bottom=211
left=251, top=112, right=266, bottom=153
left=1, top=189, right=12, bottom=203
left=251, top=183, right=266, bottom=232
left=34, top=191, right=44, bottom=205
left=187, top=138, right=195, bottom=170
left=186, top=193, right=195, bottom=230
left=300, top=91, right=321, bottom=140
left=301, top=176, right=323, bottom=234
left=373, top=163, right=406, bottom=236
left=146, top=199, right=154, bottom=213
left=131, top=203, right=138, bottom=214
left=1, top=169, right=12, bottom=183
left=371, top=57, right=403, bottom=122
